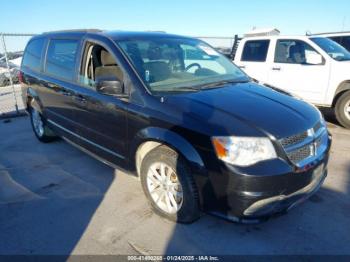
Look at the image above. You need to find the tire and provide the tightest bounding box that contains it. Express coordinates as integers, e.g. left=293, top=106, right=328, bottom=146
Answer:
left=29, top=106, right=57, bottom=143
left=140, top=145, right=200, bottom=223
left=335, top=91, right=350, bottom=129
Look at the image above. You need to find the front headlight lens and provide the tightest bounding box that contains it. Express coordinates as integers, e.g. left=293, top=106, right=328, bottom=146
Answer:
left=212, top=136, right=277, bottom=166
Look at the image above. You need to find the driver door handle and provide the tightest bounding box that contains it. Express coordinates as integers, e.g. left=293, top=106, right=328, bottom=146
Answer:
left=238, top=65, right=246, bottom=69
left=272, top=66, right=281, bottom=71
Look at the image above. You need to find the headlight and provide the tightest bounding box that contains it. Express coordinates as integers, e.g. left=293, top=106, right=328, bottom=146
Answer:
left=211, top=136, right=277, bottom=166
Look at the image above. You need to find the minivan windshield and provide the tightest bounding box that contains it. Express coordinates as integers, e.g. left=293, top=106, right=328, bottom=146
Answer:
left=117, top=37, right=249, bottom=94
left=310, top=37, right=350, bottom=61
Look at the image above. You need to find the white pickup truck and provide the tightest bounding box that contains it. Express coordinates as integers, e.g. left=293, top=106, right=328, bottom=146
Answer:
left=233, top=34, right=350, bottom=128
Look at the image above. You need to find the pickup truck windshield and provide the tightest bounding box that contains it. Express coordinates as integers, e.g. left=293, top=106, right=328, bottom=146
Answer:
left=311, top=37, right=350, bottom=61
left=117, top=38, right=249, bottom=93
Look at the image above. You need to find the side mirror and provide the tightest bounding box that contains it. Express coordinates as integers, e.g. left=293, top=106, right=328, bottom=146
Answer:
left=305, top=53, right=323, bottom=65
left=96, top=76, right=124, bottom=96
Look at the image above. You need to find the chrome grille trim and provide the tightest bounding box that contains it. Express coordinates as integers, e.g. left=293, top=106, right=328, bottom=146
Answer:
left=279, top=121, right=328, bottom=167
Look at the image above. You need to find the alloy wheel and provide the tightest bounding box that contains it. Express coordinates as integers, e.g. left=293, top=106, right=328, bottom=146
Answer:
left=345, top=100, right=350, bottom=121
left=146, top=162, right=183, bottom=214
left=32, top=109, right=44, bottom=137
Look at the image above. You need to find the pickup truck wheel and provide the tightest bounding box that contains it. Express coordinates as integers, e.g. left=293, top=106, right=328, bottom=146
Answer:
left=335, top=91, right=350, bottom=129
left=29, top=107, right=57, bottom=143
left=140, top=146, right=200, bottom=223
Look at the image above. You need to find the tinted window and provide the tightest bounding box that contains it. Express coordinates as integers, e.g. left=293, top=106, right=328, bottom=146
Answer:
left=241, top=40, right=270, bottom=62
left=275, top=39, right=320, bottom=64
left=22, top=38, right=45, bottom=71
left=330, top=36, right=350, bottom=52
left=45, top=39, right=79, bottom=81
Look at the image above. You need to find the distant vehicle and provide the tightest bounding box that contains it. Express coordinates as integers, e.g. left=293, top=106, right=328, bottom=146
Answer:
left=310, top=31, right=350, bottom=52
left=20, top=29, right=330, bottom=223
left=233, top=31, right=350, bottom=128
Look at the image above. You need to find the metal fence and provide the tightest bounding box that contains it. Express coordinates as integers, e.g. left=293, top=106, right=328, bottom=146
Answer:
left=0, top=33, right=234, bottom=118
left=0, top=33, right=36, bottom=118
left=194, top=36, right=235, bottom=54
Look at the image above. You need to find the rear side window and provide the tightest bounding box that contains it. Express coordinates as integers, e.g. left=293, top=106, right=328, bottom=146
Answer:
left=330, top=36, right=350, bottom=52
left=22, top=38, right=45, bottom=71
left=45, top=39, right=79, bottom=81
left=241, top=40, right=270, bottom=62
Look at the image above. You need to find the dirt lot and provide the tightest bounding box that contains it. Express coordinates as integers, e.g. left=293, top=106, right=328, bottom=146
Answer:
left=0, top=114, right=349, bottom=255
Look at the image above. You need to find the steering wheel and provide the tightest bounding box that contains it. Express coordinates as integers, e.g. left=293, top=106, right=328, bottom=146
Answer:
left=185, top=63, right=201, bottom=72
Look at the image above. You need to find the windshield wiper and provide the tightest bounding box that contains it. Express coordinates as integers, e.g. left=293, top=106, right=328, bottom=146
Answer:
left=199, top=79, right=249, bottom=90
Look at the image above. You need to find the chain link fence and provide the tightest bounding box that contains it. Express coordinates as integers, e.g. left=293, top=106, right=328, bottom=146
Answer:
left=0, top=33, right=234, bottom=118
left=0, top=33, right=36, bottom=118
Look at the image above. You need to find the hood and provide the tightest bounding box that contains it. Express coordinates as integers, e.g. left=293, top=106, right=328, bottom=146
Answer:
left=164, top=82, right=321, bottom=139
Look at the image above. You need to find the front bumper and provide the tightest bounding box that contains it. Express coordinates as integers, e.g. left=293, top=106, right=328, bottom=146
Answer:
left=243, top=163, right=326, bottom=217
left=199, top=133, right=331, bottom=223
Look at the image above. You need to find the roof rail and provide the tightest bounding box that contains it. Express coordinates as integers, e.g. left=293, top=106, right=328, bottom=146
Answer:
left=309, top=31, right=350, bottom=36
left=42, top=29, right=103, bottom=34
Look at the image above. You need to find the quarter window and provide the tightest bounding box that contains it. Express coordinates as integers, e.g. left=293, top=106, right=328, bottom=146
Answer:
left=241, top=40, right=270, bottom=62
left=45, top=39, right=79, bottom=81
left=22, top=38, right=45, bottom=71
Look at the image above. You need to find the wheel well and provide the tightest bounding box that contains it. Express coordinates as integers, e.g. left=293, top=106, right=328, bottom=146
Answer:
left=135, top=141, right=162, bottom=176
left=333, top=82, right=350, bottom=107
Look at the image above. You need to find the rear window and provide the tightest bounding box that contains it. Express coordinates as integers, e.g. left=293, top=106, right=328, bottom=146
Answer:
left=45, top=39, right=79, bottom=81
left=22, top=38, right=45, bottom=71
left=241, top=40, right=270, bottom=62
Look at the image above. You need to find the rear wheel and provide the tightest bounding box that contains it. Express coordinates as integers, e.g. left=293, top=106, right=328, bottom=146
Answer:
left=140, top=146, right=200, bottom=223
left=335, top=91, right=350, bottom=129
left=29, top=107, right=57, bottom=142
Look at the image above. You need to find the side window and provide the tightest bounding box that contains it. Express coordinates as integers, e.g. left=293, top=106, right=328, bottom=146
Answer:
left=274, top=39, right=321, bottom=64
left=241, top=40, right=270, bottom=62
left=22, top=38, right=45, bottom=71
left=330, top=36, right=350, bottom=52
left=79, top=42, right=123, bottom=88
left=342, top=37, right=350, bottom=52
left=45, top=39, right=79, bottom=81
left=329, top=36, right=343, bottom=45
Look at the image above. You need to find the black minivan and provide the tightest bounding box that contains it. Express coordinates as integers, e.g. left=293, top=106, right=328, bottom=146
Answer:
left=20, top=29, right=331, bottom=223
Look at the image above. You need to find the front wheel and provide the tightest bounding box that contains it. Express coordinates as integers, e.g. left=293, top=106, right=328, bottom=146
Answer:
left=140, top=146, right=200, bottom=223
left=29, top=107, right=57, bottom=142
left=335, top=91, right=350, bottom=129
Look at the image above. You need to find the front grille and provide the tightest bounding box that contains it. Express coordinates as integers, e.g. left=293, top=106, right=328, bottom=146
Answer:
left=286, top=144, right=312, bottom=164
left=280, top=121, right=327, bottom=167
left=280, top=131, right=308, bottom=147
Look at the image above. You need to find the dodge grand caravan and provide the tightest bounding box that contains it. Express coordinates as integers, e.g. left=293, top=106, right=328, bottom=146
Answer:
left=20, top=30, right=331, bottom=223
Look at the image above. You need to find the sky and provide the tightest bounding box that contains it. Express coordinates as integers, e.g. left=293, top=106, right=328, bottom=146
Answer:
left=1, top=0, right=350, bottom=51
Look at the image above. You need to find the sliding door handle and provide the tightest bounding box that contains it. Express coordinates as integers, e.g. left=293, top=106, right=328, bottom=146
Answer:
left=74, top=94, right=87, bottom=103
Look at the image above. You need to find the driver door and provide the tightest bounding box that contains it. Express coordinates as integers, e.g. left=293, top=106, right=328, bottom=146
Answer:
left=268, top=39, right=330, bottom=104
left=72, top=38, right=128, bottom=165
